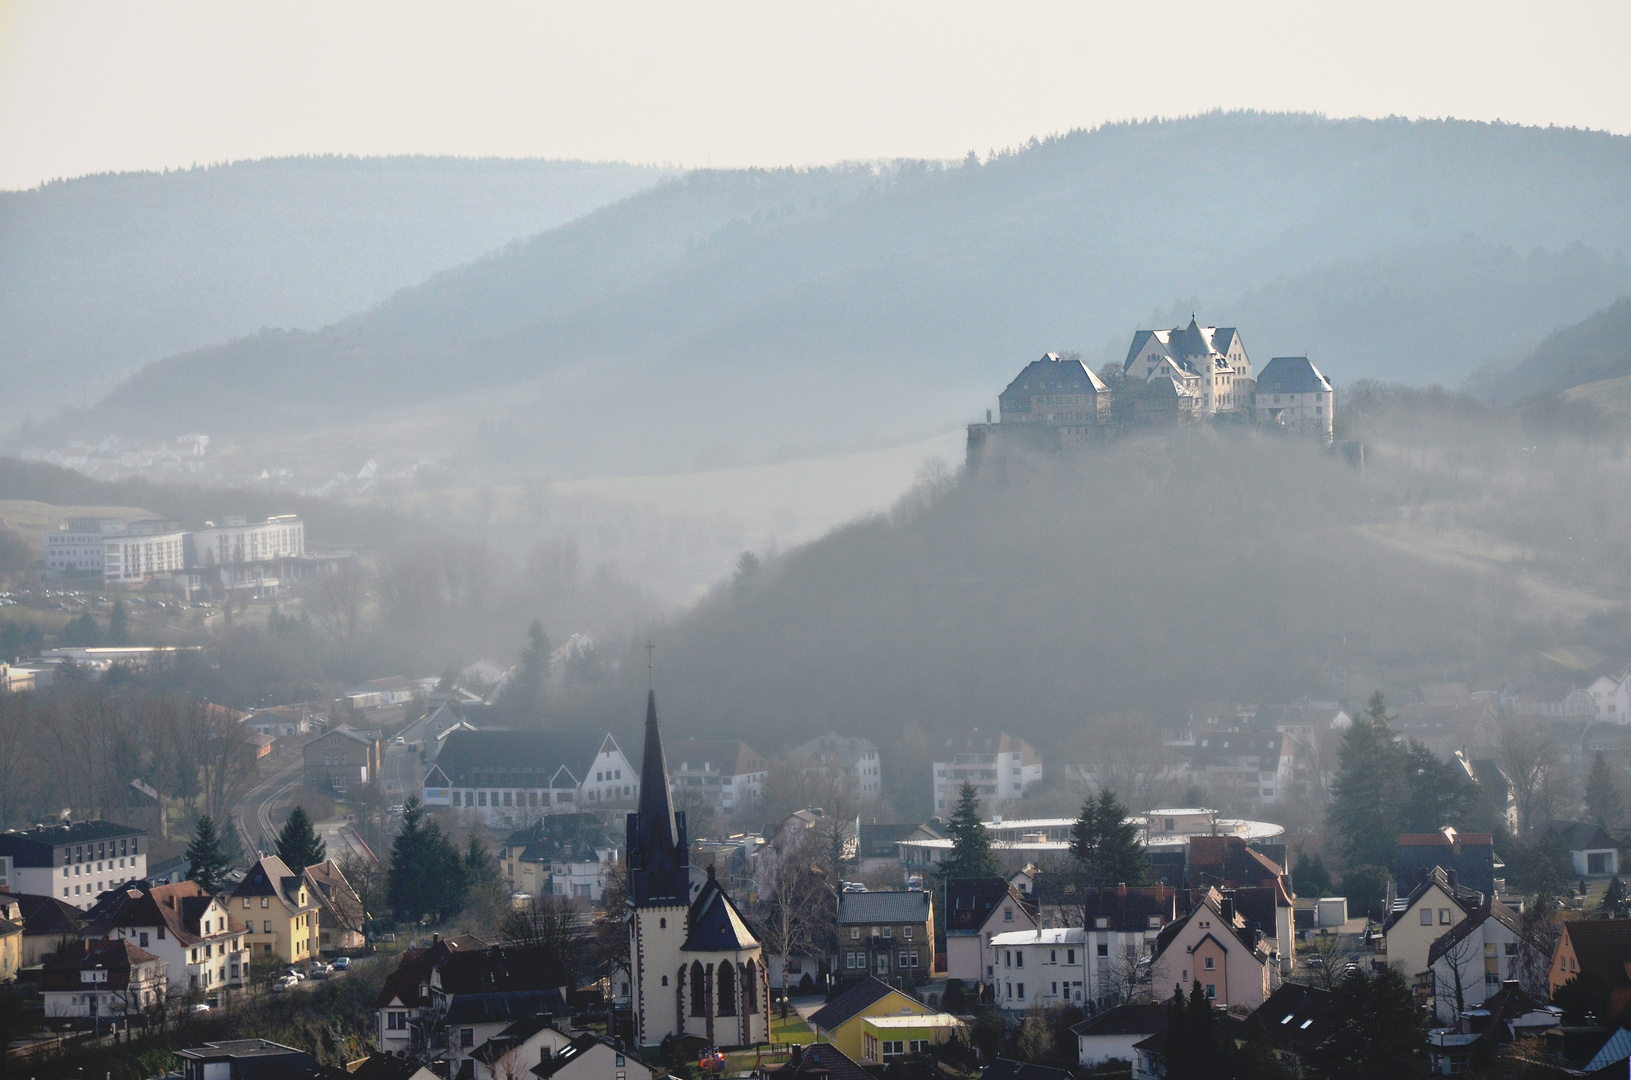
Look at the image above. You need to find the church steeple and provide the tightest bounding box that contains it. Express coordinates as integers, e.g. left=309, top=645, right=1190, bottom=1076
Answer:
left=626, top=688, right=689, bottom=906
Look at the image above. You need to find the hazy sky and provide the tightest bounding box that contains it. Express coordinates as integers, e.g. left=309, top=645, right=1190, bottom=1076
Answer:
left=2, top=0, right=1628, bottom=190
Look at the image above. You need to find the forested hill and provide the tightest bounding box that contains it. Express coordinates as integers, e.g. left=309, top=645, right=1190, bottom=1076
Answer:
left=0, top=156, right=676, bottom=423
left=1491, top=296, right=1631, bottom=403
left=52, top=114, right=1631, bottom=479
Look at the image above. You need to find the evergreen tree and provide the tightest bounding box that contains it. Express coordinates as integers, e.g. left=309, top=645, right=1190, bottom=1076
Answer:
left=501, top=620, right=551, bottom=721
left=1328, top=692, right=1404, bottom=869
left=185, top=815, right=234, bottom=895
left=938, top=780, right=999, bottom=880
left=387, top=797, right=470, bottom=922
left=60, top=612, right=100, bottom=647
left=1397, top=740, right=1481, bottom=832
left=1070, top=788, right=1147, bottom=887
left=1164, top=981, right=1232, bottom=1080
left=1602, top=875, right=1628, bottom=918
left=107, top=600, right=129, bottom=646
left=1292, top=849, right=1333, bottom=897
left=1305, top=967, right=1427, bottom=1080
left=1586, top=750, right=1624, bottom=830
left=275, top=806, right=326, bottom=871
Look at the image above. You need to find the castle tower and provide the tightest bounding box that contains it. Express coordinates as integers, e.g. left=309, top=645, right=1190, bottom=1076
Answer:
left=627, top=689, right=768, bottom=1050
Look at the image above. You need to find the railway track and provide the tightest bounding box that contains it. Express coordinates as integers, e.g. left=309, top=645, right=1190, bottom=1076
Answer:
left=233, top=758, right=302, bottom=857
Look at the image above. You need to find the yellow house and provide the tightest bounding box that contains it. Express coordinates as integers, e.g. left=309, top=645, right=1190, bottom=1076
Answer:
left=230, top=855, right=321, bottom=965
left=1381, top=866, right=1481, bottom=985
left=808, top=977, right=942, bottom=1062
left=0, top=902, right=21, bottom=983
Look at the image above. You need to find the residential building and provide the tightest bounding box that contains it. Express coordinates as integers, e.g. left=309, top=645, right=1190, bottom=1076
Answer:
left=1380, top=866, right=1484, bottom=985
left=808, top=977, right=941, bottom=1062
left=1549, top=920, right=1631, bottom=1021
left=43, top=517, right=125, bottom=575
left=470, top=1016, right=575, bottom=1080
left=1073, top=1003, right=1169, bottom=1070
left=1149, top=888, right=1277, bottom=1011
left=345, top=677, right=419, bottom=710
left=987, top=352, right=1115, bottom=450
left=764, top=1043, right=873, bottom=1080
left=932, top=731, right=1042, bottom=809
left=82, top=880, right=249, bottom=995
left=147, top=855, right=192, bottom=886
left=626, top=690, right=770, bottom=1049
left=9, top=891, right=85, bottom=964
left=498, top=816, right=620, bottom=901
left=1541, top=820, right=1620, bottom=876
left=1428, top=897, right=1525, bottom=1023
left=1587, top=666, right=1631, bottom=723
left=1245, top=983, right=1340, bottom=1074
left=230, top=855, right=321, bottom=965
left=428, top=943, right=574, bottom=1076
left=1424, top=981, right=1563, bottom=1077
left=423, top=731, right=639, bottom=825
left=1253, top=356, right=1334, bottom=442
left=373, top=934, right=490, bottom=1055
left=303, top=859, right=367, bottom=952
left=1394, top=829, right=1500, bottom=898
left=858, top=1014, right=967, bottom=1063
left=246, top=705, right=319, bottom=738
left=857, top=823, right=939, bottom=879
left=0, top=820, right=148, bottom=910
left=789, top=733, right=883, bottom=797
left=189, top=515, right=305, bottom=567
left=0, top=901, right=18, bottom=982
left=988, top=928, right=1087, bottom=1012
left=526, top=1032, right=663, bottom=1080
left=944, top=878, right=1038, bottom=986
left=992, top=886, right=1179, bottom=1011
left=836, top=890, right=936, bottom=983
left=176, top=1040, right=315, bottom=1080
left=303, top=725, right=382, bottom=798
left=347, top=1056, right=442, bottom=1080
left=1124, top=319, right=1254, bottom=415
left=668, top=737, right=769, bottom=811
left=41, top=939, right=166, bottom=1019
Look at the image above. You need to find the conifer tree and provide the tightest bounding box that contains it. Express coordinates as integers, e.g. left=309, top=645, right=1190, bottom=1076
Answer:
left=275, top=806, right=326, bottom=871
left=1070, top=788, right=1146, bottom=887
left=1328, top=692, right=1404, bottom=869
left=1305, top=967, right=1427, bottom=1080
left=1586, top=750, right=1624, bottom=830
left=938, top=780, right=999, bottom=880
left=185, top=815, right=235, bottom=895
left=388, top=797, right=470, bottom=922
left=107, top=600, right=129, bottom=646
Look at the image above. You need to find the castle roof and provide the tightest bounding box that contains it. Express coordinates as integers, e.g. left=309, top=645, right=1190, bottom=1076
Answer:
left=1255, top=356, right=1331, bottom=395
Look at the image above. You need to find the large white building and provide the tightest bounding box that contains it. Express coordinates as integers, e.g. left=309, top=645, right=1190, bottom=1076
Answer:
left=43, top=518, right=189, bottom=585
left=189, top=515, right=305, bottom=566
left=932, top=731, right=1043, bottom=810
left=1253, top=357, right=1335, bottom=442
left=1124, top=320, right=1254, bottom=415
left=422, top=731, right=640, bottom=825
left=0, top=820, right=149, bottom=910
left=43, top=518, right=126, bottom=575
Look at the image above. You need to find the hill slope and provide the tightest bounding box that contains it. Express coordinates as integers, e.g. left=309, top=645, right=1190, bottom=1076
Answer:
left=0, top=156, right=676, bottom=421
left=1493, top=296, right=1631, bottom=402
left=44, top=114, right=1631, bottom=479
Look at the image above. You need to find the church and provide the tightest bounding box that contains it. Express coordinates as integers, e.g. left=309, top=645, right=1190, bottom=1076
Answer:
left=627, top=690, right=770, bottom=1050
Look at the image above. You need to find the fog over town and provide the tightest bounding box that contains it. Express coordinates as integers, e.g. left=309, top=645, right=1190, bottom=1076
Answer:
left=1, top=4, right=1631, bottom=1078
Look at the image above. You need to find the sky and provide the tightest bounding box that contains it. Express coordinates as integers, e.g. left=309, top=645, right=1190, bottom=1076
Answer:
left=1, top=0, right=1628, bottom=190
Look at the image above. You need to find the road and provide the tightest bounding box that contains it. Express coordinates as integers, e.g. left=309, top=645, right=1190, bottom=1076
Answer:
left=381, top=710, right=435, bottom=801
left=233, top=757, right=303, bottom=858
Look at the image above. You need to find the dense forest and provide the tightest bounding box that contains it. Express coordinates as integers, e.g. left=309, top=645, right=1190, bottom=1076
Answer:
left=22, top=113, right=1631, bottom=482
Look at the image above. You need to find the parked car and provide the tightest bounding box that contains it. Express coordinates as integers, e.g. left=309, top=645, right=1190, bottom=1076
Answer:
left=332, top=956, right=352, bottom=971
left=271, top=975, right=299, bottom=992
left=394, top=735, right=406, bottom=746
left=187, top=1003, right=211, bottom=1013
left=280, top=967, right=306, bottom=982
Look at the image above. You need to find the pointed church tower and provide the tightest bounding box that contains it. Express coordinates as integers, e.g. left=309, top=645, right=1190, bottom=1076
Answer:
left=626, top=689, right=768, bottom=1050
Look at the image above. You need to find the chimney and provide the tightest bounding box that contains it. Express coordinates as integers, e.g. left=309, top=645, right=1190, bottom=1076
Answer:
left=1117, top=882, right=1127, bottom=897
left=1447, top=869, right=1458, bottom=893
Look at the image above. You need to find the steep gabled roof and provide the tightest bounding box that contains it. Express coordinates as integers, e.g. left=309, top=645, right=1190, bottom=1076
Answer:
left=40, top=939, right=162, bottom=992
left=83, top=880, right=242, bottom=944
left=232, top=854, right=311, bottom=912
left=437, top=942, right=573, bottom=996
left=1429, top=898, right=1522, bottom=966
left=809, top=977, right=905, bottom=1032
left=1383, top=866, right=1483, bottom=933
left=303, top=859, right=366, bottom=932
left=1543, top=820, right=1618, bottom=852
left=669, top=738, right=767, bottom=776
left=945, top=878, right=1035, bottom=934
left=426, top=729, right=606, bottom=789
left=980, top=1059, right=1071, bottom=1080
left=9, top=892, right=83, bottom=938
left=1561, top=920, right=1631, bottom=990
left=1071, top=1002, right=1168, bottom=1037
left=1255, top=356, right=1331, bottom=395
left=682, top=867, right=759, bottom=951
left=766, top=1043, right=873, bottom=1080
left=1251, top=982, right=1340, bottom=1054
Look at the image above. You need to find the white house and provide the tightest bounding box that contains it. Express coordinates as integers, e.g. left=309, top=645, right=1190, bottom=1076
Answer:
left=41, top=939, right=167, bottom=1019
left=424, top=731, right=639, bottom=825
left=668, top=738, right=769, bottom=811
left=1123, top=320, right=1254, bottom=415
left=1380, top=867, right=1483, bottom=983
left=344, top=677, right=418, bottom=710
left=471, top=1016, right=575, bottom=1080
left=83, top=880, right=250, bottom=996
left=1588, top=667, right=1631, bottom=723
left=1428, top=899, right=1525, bottom=1024
left=1073, top=1003, right=1168, bottom=1070
left=790, top=733, right=884, bottom=797
left=1542, top=820, right=1620, bottom=877
left=1253, top=356, right=1335, bottom=442
left=988, top=928, right=1090, bottom=1011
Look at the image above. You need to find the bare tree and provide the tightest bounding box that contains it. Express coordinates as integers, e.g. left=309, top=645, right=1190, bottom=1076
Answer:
left=1497, top=719, right=1560, bottom=835
left=182, top=699, right=258, bottom=823
left=0, top=691, right=34, bottom=827
left=750, top=831, right=834, bottom=992
left=1064, top=718, right=1183, bottom=811
left=1102, top=941, right=1154, bottom=1006
left=1432, top=930, right=1480, bottom=1023
left=1302, top=930, right=1346, bottom=991
left=500, top=893, right=585, bottom=975
left=309, top=560, right=368, bottom=644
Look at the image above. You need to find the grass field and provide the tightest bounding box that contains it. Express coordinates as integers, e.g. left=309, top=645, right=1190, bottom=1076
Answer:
left=0, top=499, right=156, bottom=558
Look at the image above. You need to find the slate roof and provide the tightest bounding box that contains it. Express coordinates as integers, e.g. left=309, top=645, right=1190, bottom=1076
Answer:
left=1255, top=356, right=1332, bottom=395
left=372, top=934, right=489, bottom=1009
left=669, top=738, right=767, bottom=776
left=83, top=880, right=244, bottom=945
left=766, top=1042, right=874, bottom=1080
left=1560, top=920, right=1631, bottom=991
left=41, top=939, right=162, bottom=993
left=980, top=1059, right=1072, bottom=1080
left=0, top=820, right=145, bottom=866
left=945, top=879, right=1033, bottom=935
left=809, top=977, right=903, bottom=1032
left=9, top=892, right=83, bottom=938
left=428, top=729, right=606, bottom=789
left=472, top=1015, right=563, bottom=1065
left=1070, top=1003, right=1168, bottom=1037
left=1251, top=982, right=1339, bottom=1055
left=232, top=855, right=313, bottom=912
left=682, top=868, right=759, bottom=951
left=839, top=890, right=931, bottom=927
left=1382, top=866, right=1485, bottom=934
left=528, top=1033, right=654, bottom=1080
left=1544, top=820, right=1618, bottom=852
left=1078, top=886, right=1179, bottom=933
left=860, top=823, right=931, bottom=859
left=437, top=943, right=572, bottom=995
left=998, top=354, right=1111, bottom=414
left=346, top=1055, right=438, bottom=1080
left=303, top=724, right=375, bottom=749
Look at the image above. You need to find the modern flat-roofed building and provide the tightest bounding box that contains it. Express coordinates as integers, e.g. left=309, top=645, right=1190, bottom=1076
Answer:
left=0, top=820, right=148, bottom=910
left=932, top=730, right=1042, bottom=809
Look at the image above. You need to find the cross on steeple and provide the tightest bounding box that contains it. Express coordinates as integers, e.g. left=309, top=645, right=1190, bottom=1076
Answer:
left=645, top=639, right=655, bottom=690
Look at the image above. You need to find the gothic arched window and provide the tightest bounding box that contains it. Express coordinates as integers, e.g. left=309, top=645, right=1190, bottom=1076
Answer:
left=690, top=961, right=707, bottom=1016
left=659, top=918, right=666, bottom=929
left=718, top=962, right=736, bottom=1016
left=661, top=975, right=669, bottom=986
left=744, top=960, right=758, bottom=1012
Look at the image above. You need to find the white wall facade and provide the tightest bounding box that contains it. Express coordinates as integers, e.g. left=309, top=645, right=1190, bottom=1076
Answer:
left=103, top=532, right=188, bottom=585
left=190, top=516, right=305, bottom=566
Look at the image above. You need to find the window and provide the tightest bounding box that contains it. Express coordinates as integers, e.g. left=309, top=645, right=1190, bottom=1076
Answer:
left=461, top=1028, right=474, bottom=1048
left=1097, top=943, right=1109, bottom=957
left=139, top=932, right=148, bottom=947
left=264, top=921, right=272, bottom=933
left=1504, top=942, right=1518, bottom=956
left=903, top=926, right=912, bottom=940
left=262, top=897, right=270, bottom=909
left=1003, top=908, right=1013, bottom=922
left=1066, top=949, right=1075, bottom=964
left=1049, top=949, right=1056, bottom=964
left=1421, top=909, right=1433, bottom=926
left=1095, top=917, right=1109, bottom=929
left=1015, top=952, right=1023, bottom=968
left=1203, top=957, right=1215, bottom=971
left=851, top=928, right=860, bottom=940
left=882, top=927, right=892, bottom=939
left=1440, top=909, right=1453, bottom=925
left=1016, top=982, right=1025, bottom=1000
left=660, top=918, right=666, bottom=928
left=1205, top=984, right=1216, bottom=998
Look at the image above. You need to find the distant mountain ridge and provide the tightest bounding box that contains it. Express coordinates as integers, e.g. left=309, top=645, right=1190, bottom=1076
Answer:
left=0, top=155, right=678, bottom=422
left=26, top=113, right=1631, bottom=479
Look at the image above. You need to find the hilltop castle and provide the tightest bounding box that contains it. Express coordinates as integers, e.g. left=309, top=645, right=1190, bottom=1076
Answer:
left=968, top=319, right=1333, bottom=467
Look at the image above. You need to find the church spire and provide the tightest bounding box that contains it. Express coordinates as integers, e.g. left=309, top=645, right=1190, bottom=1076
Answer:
left=636, top=688, right=678, bottom=849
